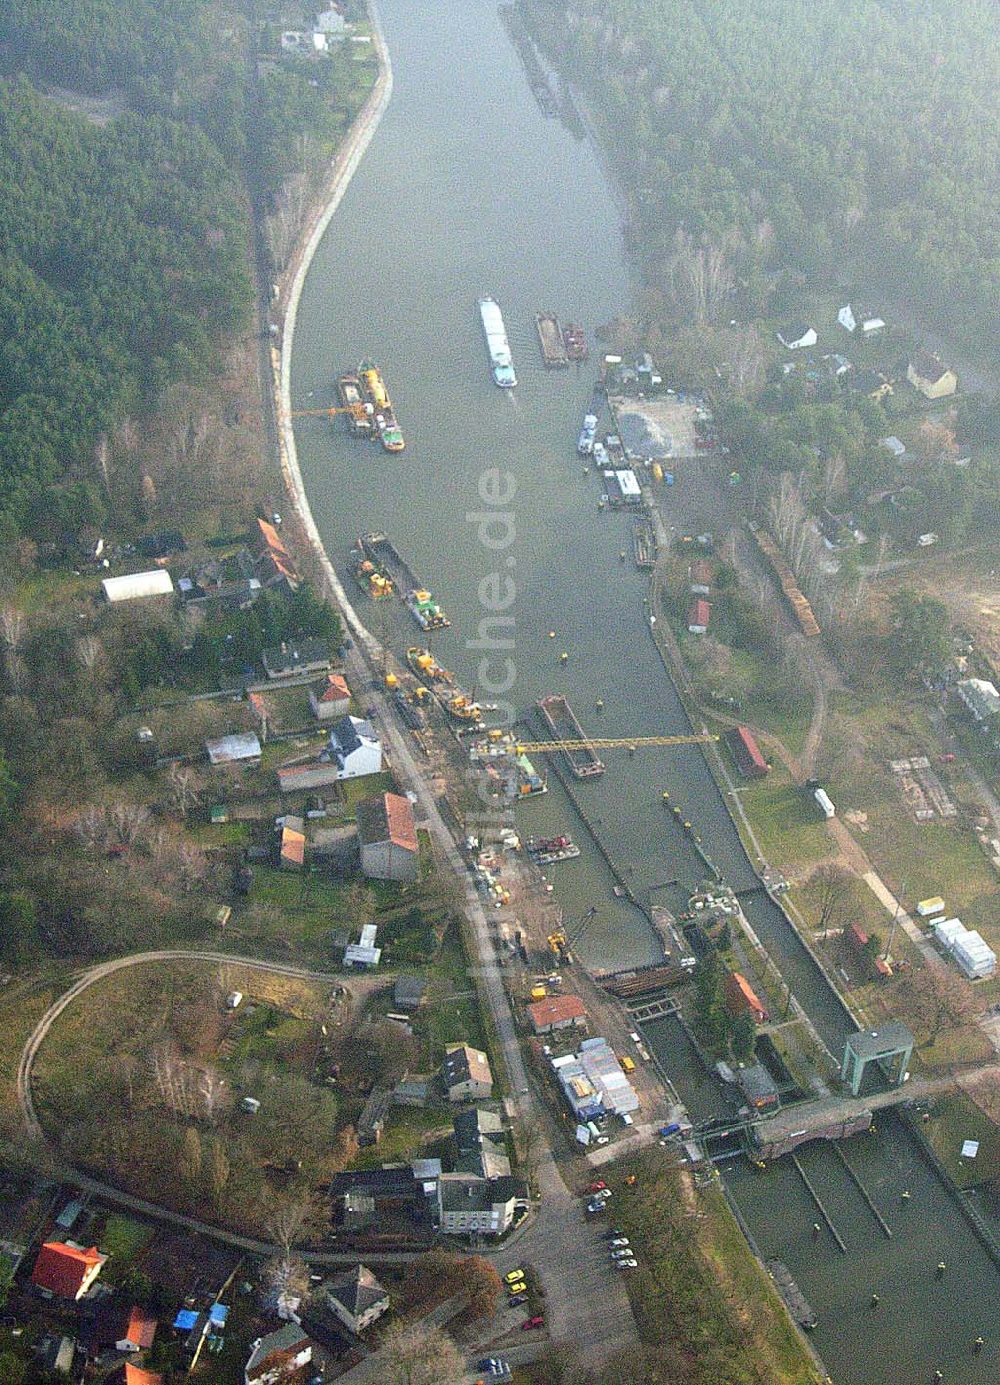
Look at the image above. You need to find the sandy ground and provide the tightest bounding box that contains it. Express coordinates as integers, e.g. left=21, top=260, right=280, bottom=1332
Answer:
left=614, top=396, right=702, bottom=460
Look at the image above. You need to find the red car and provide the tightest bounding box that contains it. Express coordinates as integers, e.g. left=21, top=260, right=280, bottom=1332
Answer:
left=521, top=1316, right=545, bottom=1330
left=588, top=1180, right=607, bottom=1193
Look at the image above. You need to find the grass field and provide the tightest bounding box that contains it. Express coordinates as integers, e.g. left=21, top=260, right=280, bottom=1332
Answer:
left=921, top=1089, right=1000, bottom=1189
left=602, top=1150, right=822, bottom=1385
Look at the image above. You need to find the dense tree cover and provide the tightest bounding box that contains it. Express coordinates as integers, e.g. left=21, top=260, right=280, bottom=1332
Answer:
left=541, top=0, right=1000, bottom=360
left=0, top=74, right=251, bottom=535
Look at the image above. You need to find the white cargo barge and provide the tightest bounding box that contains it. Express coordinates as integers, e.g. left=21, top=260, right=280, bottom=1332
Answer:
left=479, top=296, right=517, bottom=387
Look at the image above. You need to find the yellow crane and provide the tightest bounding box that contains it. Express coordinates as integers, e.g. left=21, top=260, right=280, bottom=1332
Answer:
left=514, top=732, right=717, bottom=755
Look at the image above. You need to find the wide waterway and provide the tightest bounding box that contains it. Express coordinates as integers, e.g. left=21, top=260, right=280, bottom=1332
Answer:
left=291, top=2, right=1000, bottom=1378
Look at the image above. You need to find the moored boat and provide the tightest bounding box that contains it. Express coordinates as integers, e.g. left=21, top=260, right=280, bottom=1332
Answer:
left=358, top=360, right=405, bottom=452
left=537, top=694, right=605, bottom=777
left=407, top=646, right=454, bottom=691
left=562, top=322, right=588, bottom=361
left=353, top=554, right=393, bottom=599
left=527, top=834, right=580, bottom=864
left=338, top=373, right=373, bottom=435
left=536, top=312, right=569, bottom=367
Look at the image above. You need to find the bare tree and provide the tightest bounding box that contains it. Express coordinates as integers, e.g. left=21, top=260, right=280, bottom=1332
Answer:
left=380, top=1322, right=465, bottom=1385
left=0, top=606, right=26, bottom=652
left=178, top=842, right=207, bottom=892
left=262, top=1252, right=310, bottom=1320
left=809, top=863, right=854, bottom=934
left=898, top=963, right=980, bottom=1048
left=110, top=801, right=150, bottom=847
left=74, top=805, right=109, bottom=850
left=726, top=325, right=766, bottom=399
left=206, top=1137, right=230, bottom=1209
left=168, top=764, right=201, bottom=817
left=668, top=228, right=735, bottom=325
left=266, top=1199, right=309, bottom=1256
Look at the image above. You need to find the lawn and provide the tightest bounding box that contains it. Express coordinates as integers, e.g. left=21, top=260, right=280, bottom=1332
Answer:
left=349, top=1106, right=453, bottom=1170
left=920, top=1089, right=1000, bottom=1190
left=740, top=770, right=836, bottom=874
left=100, top=1214, right=154, bottom=1263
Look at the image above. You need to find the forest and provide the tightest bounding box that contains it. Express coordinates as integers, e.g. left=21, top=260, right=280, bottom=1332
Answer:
left=536, top=0, right=999, bottom=362
left=0, top=0, right=372, bottom=545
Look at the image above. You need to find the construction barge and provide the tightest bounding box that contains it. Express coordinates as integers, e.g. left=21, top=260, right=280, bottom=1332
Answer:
left=360, top=533, right=449, bottom=631
left=632, top=518, right=657, bottom=569
left=562, top=322, right=588, bottom=361
left=537, top=694, right=605, bottom=778
left=765, top=1261, right=817, bottom=1331
left=536, top=313, right=570, bottom=368
left=527, top=835, right=580, bottom=865
left=337, top=373, right=373, bottom=436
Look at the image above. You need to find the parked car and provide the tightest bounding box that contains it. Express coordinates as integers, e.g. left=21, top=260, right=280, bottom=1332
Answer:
left=586, top=1200, right=607, bottom=1215
left=612, top=1248, right=633, bottom=1259
left=610, top=1237, right=630, bottom=1248
left=615, top=1258, right=638, bottom=1269
left=503, top=1268, right=526, bottom=1285
left=596, top=1135, right=610, bottom=1145
left=588, top=1180, right=607, bottom=1193
left=596, top=1188, right=612, bottom=1199
left=508, top=1293, right=528, bottom=1307
left=521, top=1316, right=545, bottom=1330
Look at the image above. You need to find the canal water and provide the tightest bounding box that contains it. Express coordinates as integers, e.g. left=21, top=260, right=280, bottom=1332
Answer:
left=291, top=0, right=1000, bottom=1377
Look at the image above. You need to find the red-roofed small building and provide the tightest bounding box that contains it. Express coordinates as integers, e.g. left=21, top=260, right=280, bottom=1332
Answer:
left=117, top=1306, right=157, bottom=1352
left=124, top=1366, right=165, bottom=1385
left=31, top=1241, right=106, bottom=1300
left=724, top=971, right=769, bottom=1025
left=309, top=672, right=351, bottom=721
left=728, top=726, right=769, bottom=779
left=357, top=792, right=418, bottom=881
left=528, top=994, right=587, bottom=1035
left=687, top=599, right=711, bottom=635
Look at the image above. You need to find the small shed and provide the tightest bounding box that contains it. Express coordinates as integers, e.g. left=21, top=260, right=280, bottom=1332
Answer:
left=310, top=672, right=351, bottom=720
left=394, top=975, right=429, bottom=1012
left=687, top=599, right=711, bottom=635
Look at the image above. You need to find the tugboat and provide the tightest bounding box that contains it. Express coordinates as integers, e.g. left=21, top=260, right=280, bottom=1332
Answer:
left=406, top=588, right=450, bottom=631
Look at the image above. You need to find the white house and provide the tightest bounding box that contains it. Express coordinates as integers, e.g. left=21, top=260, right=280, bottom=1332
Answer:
left=315, top=8, right=346, bottom=36
left=777, top=324, right=817, bottom=351
left=325, top=715, right=382, bottom=779
left=837, top=304, right=857, bottom=334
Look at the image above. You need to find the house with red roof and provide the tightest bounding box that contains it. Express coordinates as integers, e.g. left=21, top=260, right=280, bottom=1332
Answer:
left=309, top=671, right=351, bottom=721
left=357, top=791, right=418, bottom=881
left=117, top=1305, right=157, bottom=1353
left=528, top=993, right=587, bottom=1035
left=31, top=1241, right=106, bottom=1300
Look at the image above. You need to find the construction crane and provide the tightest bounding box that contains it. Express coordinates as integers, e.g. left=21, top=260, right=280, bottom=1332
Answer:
left=548, top=906, right=599, bottom=965
left=514, top=732, right=717, bottom=755
left=291, top=403, right=369, bottom=422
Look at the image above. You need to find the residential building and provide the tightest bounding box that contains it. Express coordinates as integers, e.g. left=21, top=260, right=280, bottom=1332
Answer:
left=838, top=304, right=885, bottom=336
left=309, top=672, right=351, bottom=720
left=206, top=732, right=262, bottom=768
left=357, top=1088, right=391, bottom=1146
left=527, top=993, right=587, bottom=1034
left=907, top=352, right=958, bottom=400
left=393, top=974, right=428, bottom=1012
left=101, top=570, right=174, bottom=603
left=31, top=1242, right=106, bottom=1300
left=436, top=1173, right=527, bottom=1237
left=454, top=1107, right=510, bottom=1179
left=327, top=715, right=382, bottom=779
left=689, top=559, right=713, bottom=595
left=879, top=435, right=906, bottom=459
left=244, top=1323, right=312, bottom=1385
left=323, top=1265, right=389, bottom=1335
left=357, top=792, right=418, bottom=881
left=262, top=638, right=330, bottom=680
left=277, top=715, right=381, bottom=793
left=122, top=1367, right=164, bottom=1385
left=255, top=518, right=300, bottom=593
left=776, top=324, right=817, bottom=350
left=441, top=1043, right=494, bottom=1101
left=116, top=1306, right=157, bottom=1353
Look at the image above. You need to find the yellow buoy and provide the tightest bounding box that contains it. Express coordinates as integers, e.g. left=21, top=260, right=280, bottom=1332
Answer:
left=548, top=630, right=556, bottom=639
left=384, top=672, right=398, bottom=688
